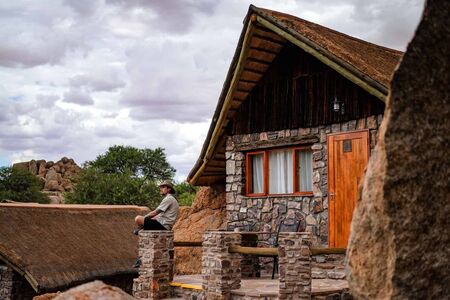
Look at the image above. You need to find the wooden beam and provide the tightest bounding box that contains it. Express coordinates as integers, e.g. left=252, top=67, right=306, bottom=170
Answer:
left=228, top=245, right=346, bottom=257
left=249, top=46, right=279, bottom=56
left=246, top=56, right=272, bottom=66
left=229, top=245, right=278, bottom=256
left=243, top=67, right=265, bottom=75
left=252, top=33, right=286, bottom=46
left=174, top=241, right=202, bottom=247
left=235, top=136, right=319, bottom=152
left=239, top=79, right=259, bottom=84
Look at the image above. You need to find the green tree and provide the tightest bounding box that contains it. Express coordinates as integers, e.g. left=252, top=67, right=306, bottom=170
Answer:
left=66, top=145, right=176, bottom=207
left=174, top=182, right=198, bottom=206
left=65, top=168, right=161, bottom=208
left=0, top=167, right=50, bottom=203
left=85, top=145, right=175, bottom=181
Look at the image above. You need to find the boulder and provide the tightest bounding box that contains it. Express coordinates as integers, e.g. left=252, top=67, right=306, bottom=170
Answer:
left=29, top=160, right=38, bottom=175
left=45, top=161, right=54, bottom=168
left=51, top=164, right=61, bottom=173
left=45, top=169, right=58, bottom=182
left=52, top=280, right=134, bottom=300
left=61, top=179, right=73, bottom=191
left=347, top=1, right=450, bottom=299
left=44, top=180, right=64, bottom=192
left=173, top=186, right=226, bottom=274
left=12, top=162, right=29, bottom=171
left=38, top=163, right=47, bottom=177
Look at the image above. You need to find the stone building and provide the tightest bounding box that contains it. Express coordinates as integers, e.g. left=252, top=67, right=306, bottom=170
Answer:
left=188, top=5, right=403, bottom=249
left=0, top=203, right=149, bottom=299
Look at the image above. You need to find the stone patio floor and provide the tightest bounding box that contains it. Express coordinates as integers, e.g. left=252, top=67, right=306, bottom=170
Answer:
left=172, top=274, right=349, bottom=297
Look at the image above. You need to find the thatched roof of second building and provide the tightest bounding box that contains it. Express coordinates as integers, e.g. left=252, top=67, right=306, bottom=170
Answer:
left=0, top=203, right=149, bottom=293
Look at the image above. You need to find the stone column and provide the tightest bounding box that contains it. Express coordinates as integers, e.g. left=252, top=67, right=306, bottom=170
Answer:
left=202, top=231, right=241, bottom=300
left=278, top=232, right=312, bottom=299
left=0, top=265, right=14, bottom=300
left=133, top=230, right=174, bottom=300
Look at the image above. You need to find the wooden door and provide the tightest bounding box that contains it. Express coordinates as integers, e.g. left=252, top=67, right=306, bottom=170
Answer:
left=328, top=130, right=369, bottom=248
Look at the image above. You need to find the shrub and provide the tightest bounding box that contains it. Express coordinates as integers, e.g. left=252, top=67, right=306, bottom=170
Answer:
left=0, top=167, right=49, bottom=203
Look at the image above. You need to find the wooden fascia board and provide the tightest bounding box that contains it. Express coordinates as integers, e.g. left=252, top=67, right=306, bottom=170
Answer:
left=255, top=15, right=387, bottom=102
left=0, top=253, right=40, bottom=292
left=189, top=16, right=256, bottom=185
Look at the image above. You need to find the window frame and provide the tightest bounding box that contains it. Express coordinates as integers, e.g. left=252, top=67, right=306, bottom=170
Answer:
left=245, top=146, right=314, bottom=197
left=245, top=151, right=268, bottom=196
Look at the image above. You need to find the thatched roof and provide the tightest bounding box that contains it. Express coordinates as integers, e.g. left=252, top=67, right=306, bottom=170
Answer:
left=257, top=7, right=402, bottom=88
left=0, top=203, right=149, bottom=292
left=187, top=5, right=403, bottom=186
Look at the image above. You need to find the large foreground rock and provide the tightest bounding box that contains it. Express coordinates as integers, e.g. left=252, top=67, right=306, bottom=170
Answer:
left=347, top=1, right=450, bottom=299
left=51, top=281, right=134, bottom=300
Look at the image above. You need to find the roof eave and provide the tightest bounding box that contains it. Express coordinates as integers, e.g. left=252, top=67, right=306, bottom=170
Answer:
left=187, top=8, right=256, bottom=185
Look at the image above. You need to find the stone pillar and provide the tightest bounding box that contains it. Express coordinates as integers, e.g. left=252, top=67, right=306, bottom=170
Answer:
left=202, top=231, right=241, bottom=300
left=0, top=265, right=14, bottom=300
left=133, top=230, right=174, bottom=300
left=278, top=232, right=312, bottom=299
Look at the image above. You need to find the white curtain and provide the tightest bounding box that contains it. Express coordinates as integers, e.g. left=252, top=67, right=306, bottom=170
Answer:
left=269, top=149, right=293, bottom=194
left=251, top=154, right=264, bottom=194
left=297, top=151, right=312, bottom=191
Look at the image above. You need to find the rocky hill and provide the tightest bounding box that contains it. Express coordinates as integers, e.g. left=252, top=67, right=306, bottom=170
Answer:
left=12, top=157, right=81, bottom=203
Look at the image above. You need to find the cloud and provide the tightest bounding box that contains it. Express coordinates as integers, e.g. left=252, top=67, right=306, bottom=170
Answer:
left=62, top=89, right=94, bottom=106
left=106, top=0, right=219, bottom=34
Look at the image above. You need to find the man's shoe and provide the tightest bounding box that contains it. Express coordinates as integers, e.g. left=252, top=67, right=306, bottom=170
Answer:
left=133, top=258, right=142, bottom=268
left=133, top=226, right=143, bottom=235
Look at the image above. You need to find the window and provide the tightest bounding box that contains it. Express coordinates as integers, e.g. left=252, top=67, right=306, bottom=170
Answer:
left=246, top=147, right=313, bottom=196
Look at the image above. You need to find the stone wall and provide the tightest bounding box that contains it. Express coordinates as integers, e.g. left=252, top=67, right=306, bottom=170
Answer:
left=0, top=264, right=37, bottom=300
left=133, top=230, right=174, bottom=299
left=0, top=265, right=13, bottom=300
left=202, top=231, right=241, bottom=300
left=225, top=114, right=382, bottom=249
left=278, top=232, right=312, bottom=299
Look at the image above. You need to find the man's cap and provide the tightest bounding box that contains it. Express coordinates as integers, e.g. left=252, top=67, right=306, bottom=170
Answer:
left=159, top=180, right=175, bottom=192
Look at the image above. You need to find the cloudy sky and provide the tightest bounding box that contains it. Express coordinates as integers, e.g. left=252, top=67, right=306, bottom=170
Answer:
left=0, top=0, right=425, bottom=181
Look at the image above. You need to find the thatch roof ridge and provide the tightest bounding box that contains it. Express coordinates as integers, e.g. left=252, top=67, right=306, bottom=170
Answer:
left=256, top=6, right=402, bottom=54
left=0, top=203, right=150, bottom=292
left=0, top=202, right=147, bottom=210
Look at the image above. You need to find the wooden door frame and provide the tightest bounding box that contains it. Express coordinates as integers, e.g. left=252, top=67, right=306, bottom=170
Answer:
left=327, top=129, right=370, bottom=247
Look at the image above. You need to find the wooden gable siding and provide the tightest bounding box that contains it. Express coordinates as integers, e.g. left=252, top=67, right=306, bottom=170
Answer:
left=231, top=43, right=385, bottom=135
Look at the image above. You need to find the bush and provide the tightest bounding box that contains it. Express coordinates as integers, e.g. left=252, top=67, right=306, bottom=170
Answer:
left=174, top=182, right=198, bottom=206
left=65, top=168, right=161, bottom=209
left=0, top=167, right=50, bottom=203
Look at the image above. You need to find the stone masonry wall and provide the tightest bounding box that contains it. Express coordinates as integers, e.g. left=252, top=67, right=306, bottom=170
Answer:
left=278, top=232, right=312, bottom=299
left=133, top=230, right=174, bottom=300
left=225, top=114, right=382, bottom=251
left=202, top=231, right=241, bottom=300
left=0, top=265, right=13, bottom=300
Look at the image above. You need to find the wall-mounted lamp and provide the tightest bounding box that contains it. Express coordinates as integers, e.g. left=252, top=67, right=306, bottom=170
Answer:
left=332, top=96, right=340, bottom=112
left=332, top=96, right=345, bottom=115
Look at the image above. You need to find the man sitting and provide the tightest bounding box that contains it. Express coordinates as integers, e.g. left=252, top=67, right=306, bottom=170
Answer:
left=133, top=180, right=179, bottom=268
left=134, top=180, right=179, bottom=232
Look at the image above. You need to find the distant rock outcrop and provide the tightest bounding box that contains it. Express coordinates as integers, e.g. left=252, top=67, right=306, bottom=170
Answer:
left=13, top=157, right=81, bottom=204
